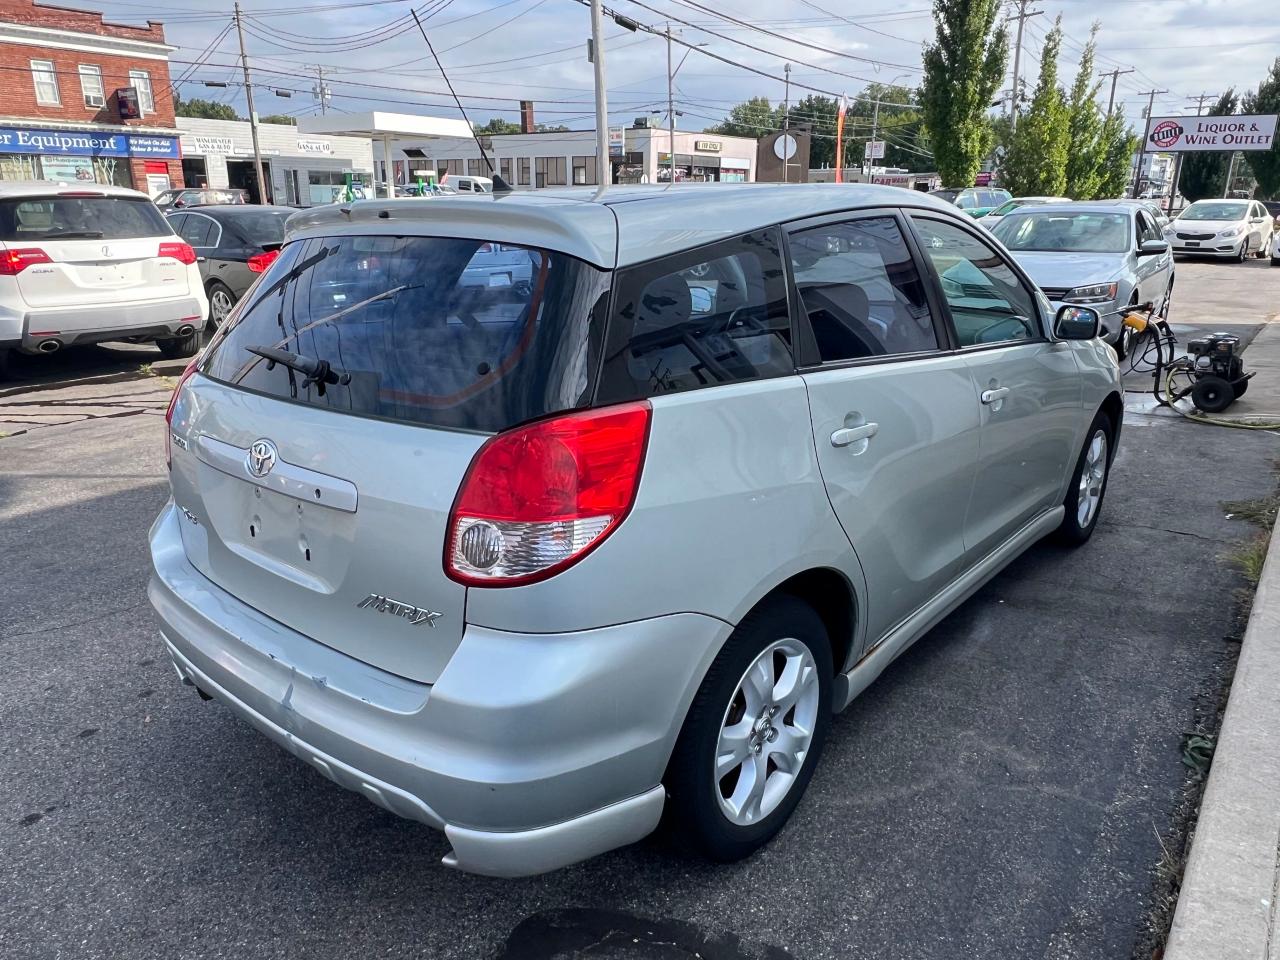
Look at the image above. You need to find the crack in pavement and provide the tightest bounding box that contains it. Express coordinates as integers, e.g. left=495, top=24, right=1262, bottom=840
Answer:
left=1099, top=519, right=1231, bottom=544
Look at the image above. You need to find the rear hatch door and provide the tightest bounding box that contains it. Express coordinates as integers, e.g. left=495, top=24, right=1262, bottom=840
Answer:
left=169, top=232, right=608, bottom=683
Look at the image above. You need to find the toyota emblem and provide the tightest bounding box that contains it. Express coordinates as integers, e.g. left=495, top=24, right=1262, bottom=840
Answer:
left=246, top=439, right=278, bottom=478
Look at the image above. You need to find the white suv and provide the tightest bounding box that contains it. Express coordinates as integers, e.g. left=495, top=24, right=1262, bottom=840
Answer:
left=0, top=182, right=208, bottom=379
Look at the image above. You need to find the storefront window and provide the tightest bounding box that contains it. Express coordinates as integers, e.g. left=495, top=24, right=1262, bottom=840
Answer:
left=534, top=156, right=566, bottom=188
left=572, top=155, right=596, bottom=185
left=500, top=157, right=513, bottom=182
left=518, top=157, right=530, bottom=186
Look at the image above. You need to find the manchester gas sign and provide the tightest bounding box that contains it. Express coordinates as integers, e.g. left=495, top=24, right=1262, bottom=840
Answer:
left=1143, top=114, right=1277, bottom=153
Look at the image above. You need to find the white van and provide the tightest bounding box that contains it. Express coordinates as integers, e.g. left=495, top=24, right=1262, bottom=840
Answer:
left=448, top=176, right=492, bottom=194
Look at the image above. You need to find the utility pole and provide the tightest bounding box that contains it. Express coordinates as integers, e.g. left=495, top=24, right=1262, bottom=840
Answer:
left=1007, top=0, right=1042, bottom=134
left=782, top=62, right=792, bottom=183
left=665, top=24, right=676, bottom=185
left=1167, top=93, right=1218, bottom=215
left=234, top=2, right=268, bottom=204
left=589, top=0, right=608, bottom=196
left=866, top=98, right=880, bottom=181
left=1098, top=67, right=1135, bottom=116
left=313, top=65, right=331, bottom=115
left=1222, top=152, right=1239, bottom=198
left=1131, top=88, right=1168, bottom=198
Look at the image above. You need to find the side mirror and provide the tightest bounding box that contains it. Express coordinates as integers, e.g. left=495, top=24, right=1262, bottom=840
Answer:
left=1055, top=305, right=1101, bottom=340
left=1138, top=239, right=1169, bottom=256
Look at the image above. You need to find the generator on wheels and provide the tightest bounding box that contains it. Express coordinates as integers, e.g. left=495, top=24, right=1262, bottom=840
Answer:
left=1121, top=304, right=1254, bottom=415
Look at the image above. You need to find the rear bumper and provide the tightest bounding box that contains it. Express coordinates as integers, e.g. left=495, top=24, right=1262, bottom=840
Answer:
left=2, top=295, right=205, bottom=352
left=147, top=503, right=729, bottom=876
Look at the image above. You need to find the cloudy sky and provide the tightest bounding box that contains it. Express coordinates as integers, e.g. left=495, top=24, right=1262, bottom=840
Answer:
left=89, top=0, right=1279, bottom=142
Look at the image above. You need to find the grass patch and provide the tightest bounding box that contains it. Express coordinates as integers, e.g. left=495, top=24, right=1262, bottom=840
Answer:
left=1223, top=532, right=1271, bottom=586
left=1222, top=494, right=1279, bottom=531
left=138, top=362, right=177, bottom=390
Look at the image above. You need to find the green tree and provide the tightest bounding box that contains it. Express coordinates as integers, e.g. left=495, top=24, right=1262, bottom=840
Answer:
left=920, top=0, right=1008, bottom=186
left=1064, top=24, right=1105, bottom=198
left=1095, top=108, right=1139, bottom=198
left=999, top=18, right=1069, bottom=195
left=474, top=117, right=521, bottom=135
left=704, top=96, right=781, bottom=138
left=174, top=96, right=239, bottom=121
left=1180, top=90, right=1239, bottom=201
left=258, top=114, right=295, bottom=125
left=1244, top=57, right=1280, bottom=199
left=787, top=94, right=839, bottom=167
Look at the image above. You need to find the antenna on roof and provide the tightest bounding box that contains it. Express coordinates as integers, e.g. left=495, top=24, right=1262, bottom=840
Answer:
left=410, top=8, right=514, bottom=194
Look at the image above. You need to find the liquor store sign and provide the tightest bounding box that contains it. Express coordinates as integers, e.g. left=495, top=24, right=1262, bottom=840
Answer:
left=1144, top=114, right=1277, bottom=153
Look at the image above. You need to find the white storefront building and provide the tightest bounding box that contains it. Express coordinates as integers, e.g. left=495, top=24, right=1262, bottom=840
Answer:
left=370, top=124, right=757, bottom=192
left=176, top=117, right=375, bottom=206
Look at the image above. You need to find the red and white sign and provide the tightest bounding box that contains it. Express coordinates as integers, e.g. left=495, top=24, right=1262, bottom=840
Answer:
left=1143, top=114, right=1277, bottom=153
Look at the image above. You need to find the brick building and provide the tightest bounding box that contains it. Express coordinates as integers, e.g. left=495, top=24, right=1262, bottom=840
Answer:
left=0, top=0, right=181, bottom=194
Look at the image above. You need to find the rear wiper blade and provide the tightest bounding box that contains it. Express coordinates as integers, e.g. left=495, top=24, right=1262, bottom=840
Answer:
left=246, top=344, right=351, bottom=397
left=43, top=230, right=104, bottom=239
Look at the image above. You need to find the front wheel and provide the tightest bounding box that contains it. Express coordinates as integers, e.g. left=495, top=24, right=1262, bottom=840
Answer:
left=1271, top=257, right=1280, bottom=267
left=1057, top=413, right=1113, bottom=546
left=664, top=595, right=832, bottom=862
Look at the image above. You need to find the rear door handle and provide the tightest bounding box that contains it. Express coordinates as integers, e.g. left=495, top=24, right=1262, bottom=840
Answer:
left=830, top=422, right=878, bottom=447
left=980, top=387, right=1010, bottom=405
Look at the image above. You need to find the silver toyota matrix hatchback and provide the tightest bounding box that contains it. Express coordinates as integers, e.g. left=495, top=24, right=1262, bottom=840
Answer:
left=150, top=184, right=1122, bottom=876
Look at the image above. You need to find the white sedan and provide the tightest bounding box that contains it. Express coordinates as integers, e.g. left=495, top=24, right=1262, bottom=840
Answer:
left=1169, top=198, right=1275, bottom=261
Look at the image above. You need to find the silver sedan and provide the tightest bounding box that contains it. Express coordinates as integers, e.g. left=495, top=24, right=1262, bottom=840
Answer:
left=990, top=201, right=1175, bottom=358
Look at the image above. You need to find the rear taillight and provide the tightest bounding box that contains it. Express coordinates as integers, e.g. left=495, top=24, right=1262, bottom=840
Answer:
left=247, top=249, right=280, bottom=273
left=445, top=402, right=652, bottom=586
left=0, top=247, right=51, bottom=275
left=158, top=241, right=197, bottom=265
left=164, top=358, right=200, bottom=470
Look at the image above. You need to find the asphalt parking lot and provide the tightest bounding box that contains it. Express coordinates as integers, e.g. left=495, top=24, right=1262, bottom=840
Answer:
left=2, top=257, right=1279, bottom=960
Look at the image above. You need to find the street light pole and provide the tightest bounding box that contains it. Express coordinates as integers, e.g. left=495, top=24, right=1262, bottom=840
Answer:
left=1131, top=88, right=1168, bottom=198
left=590, top=0, right=609, bottom=195
left=666, top=23, right=675, bottom=185
left=234, top=1, right=268, bottom=205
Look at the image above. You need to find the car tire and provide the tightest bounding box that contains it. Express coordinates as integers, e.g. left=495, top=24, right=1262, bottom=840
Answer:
left=156, top=329, right=201, bottom=359
left=1236, top=240, right=1249, bottom=263
left=664, top=594, right=833, bottom=862
left=1056, top=412, right=1113, bottom=546
left=207, top=280, right=238, bottom=328
left=0, top=347, right=10, bottom=381
left=1158, top=279, right=1174, bottom=322
left=1191, top=375, right=1235, bottom=413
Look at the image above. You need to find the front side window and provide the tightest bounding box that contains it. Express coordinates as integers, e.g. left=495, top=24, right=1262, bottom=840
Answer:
left=128, top=70, right=154, bottom=113
left=598, top=228, right=793, bottom=402
left=31, top=60, right=59, bottom=105
left=789, top=216, right=939, bottom=362
left=203, top=236, right=610, bottom=433
left=1136, top=212, right=1162, bottom=244
left=912, top=217, right=1040, bottom=348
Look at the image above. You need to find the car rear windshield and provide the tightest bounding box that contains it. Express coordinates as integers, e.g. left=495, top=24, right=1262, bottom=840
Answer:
left=0, top=195, right=170, bottom=241
left=992, top=211, right=1130, bottom=253
left=226, top=210, right=291, bottom=245
left=201, top=234, right=610, bottom=434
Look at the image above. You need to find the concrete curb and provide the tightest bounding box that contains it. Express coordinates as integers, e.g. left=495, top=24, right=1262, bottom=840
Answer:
left=1163, top=519, right=1280, bottom=959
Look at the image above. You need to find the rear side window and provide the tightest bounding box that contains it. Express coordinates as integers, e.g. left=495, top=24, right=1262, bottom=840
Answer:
left=597, top=228, right=793, bottom=402
left=226, top=210, right=291, bottom=246
left=202, top=235, right=610, bottom=434
left=789, top=216, right=939, bottom=361
left=0, top=196, right=170, bottom=241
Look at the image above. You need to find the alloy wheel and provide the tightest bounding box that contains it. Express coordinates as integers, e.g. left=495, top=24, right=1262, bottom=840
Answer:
left=210, top=289, right=235, bottom=326
left=714, top=637, right=820, bottom=826
left=1077, top=429, right=1108, bottom=529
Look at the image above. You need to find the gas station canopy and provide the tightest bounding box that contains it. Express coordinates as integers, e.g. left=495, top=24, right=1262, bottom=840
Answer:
left=297, top=112, right=475, bottom=196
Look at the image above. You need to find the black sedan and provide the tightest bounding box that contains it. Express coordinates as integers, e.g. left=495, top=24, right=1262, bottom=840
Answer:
left=164, top=205, right=292, bottom=328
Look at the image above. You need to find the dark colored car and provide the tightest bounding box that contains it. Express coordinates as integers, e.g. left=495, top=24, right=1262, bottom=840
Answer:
left=154, top=188, right=249, bottom=211
left=1263, top=201, right=1280, bottom=228
left=165, top=205, right=293, bottom=327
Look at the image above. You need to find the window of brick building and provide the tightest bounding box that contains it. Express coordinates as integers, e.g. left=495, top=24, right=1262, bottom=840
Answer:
left=78, top=65, right=104, bottom=107
left=30, top=60, right=59, bottom=106
left=128, top=70, right=154, bottom=114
